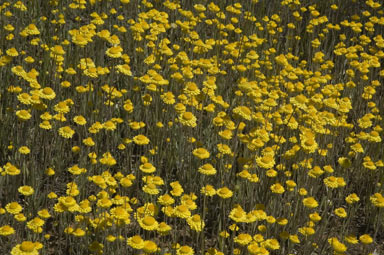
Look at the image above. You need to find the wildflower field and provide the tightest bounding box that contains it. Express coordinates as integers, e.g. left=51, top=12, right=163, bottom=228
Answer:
left=1, top=0, right=384, bottom=254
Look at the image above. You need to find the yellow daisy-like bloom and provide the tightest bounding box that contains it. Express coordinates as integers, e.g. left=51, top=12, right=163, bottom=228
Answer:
left=158, top=194, right=175, bottom=206
left=187, top=214, right=205, bottom=232
left=58, top=126, right=75, bottom=139
left=17, top=93, right=32, bottom=105
left=234, top=233, right=253, bottom=246
left=138, top=215, right=158, bottom=231
left=139, top=162, right=156, bottom=173
left=16, top=110, right=32, bottom=121
left=216, top=187, right=233, bottom=199
left=264, top=238, right=280, bottom=250
left=127, top=235, right=145, bottom=249
left=256, top=155, right=275, bottom=169
left=179, top=112, right=197, bottom=127
left=170, top=181, right=184, bottom=196
left=18, top=146, right=30, bottom=155
left=103, top=120, right=116, bottom=131
left=198, top=163, right=217, bottom=175
left=302, top=197, right=319, bottom=208
left=6, top=47, right=19, bottom=57
left=300, top=130, right=318, bottom=153
left=39, top=121, right=52, bottom=130
left=73, top=115, right=87, bottom=125
left=344, top=235, right=359, bottom=244
left=5, top=202, right=23, bottom=214
left=201, top=185, right=216, bottom=196
left=116, top=64, right=132, bottom=76
left=229, top=205, right=247, bottom=223
left=328, top=237, right=347, bottom=253
left=106, top=46, right=123, bottom=58
left=345, top=193, right=360, bottom=204
left=143, top=183, right=160, bottom=195
left=298, top=226, right=315, bottom=236
left=174, top=205, right=191, bottom=219
left=133, top=134, right=150, bottom=145
left=270, top=183, right=285, bottom=194
left=37, top=209, right=51, bottom=219
left=334, top=207, right=347, bottom=218
left=359, top=234, right=373, bottom=244
left=161, top=91, right=175, bottom=104
left=11, top=241, right=43, bottom=255
left=157, top=222, right=172, bottom=235
left=26, top=217, right=45, bottom=233
left=247, top=243, right=269, bottom=255
left=177, top=245, right=194, bottom=255
left=289, top=234, right=300, bottom=244
left=0, top=225, right=15, bottom=236
left=54, top=101, right=70, bottom=114
left=110, top=206, right=130, bottom=220
left=18, top=185, right=34, bottom=196
left=143, top=240, right=158, bottom=253
left=99, top=152, right=117, bottom=166
left=183, top=82, right=200, bottom=96
left=39, top=87, right=56, bottom=100
left=192, top=147, right=210, bottom=159
left=323, top=176, right=340, bottom=188
left=233, top=106, right=252, bottom=120
left=3, top=162, right=21, bottom=176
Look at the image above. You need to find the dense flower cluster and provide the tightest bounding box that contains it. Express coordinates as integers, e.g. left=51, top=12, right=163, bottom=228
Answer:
left=0, top=0, right=383, bottom=254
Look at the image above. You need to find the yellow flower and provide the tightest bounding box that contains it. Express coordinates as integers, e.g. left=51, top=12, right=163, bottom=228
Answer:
left=345, top=193, right=360, bottom=204
left=143, top=240, right=158, bottom=253
left=138, top=215, right=158, bottom=231
left=170, top=181, right=184, bottom=196
left=157, top=222, right=172, bottom=235
left=58, top=126, right=75, bottom=139
left=143, top=183, right=160, bottom=195
left=73, top=115, right=87, bottom=125
left=198, top=163, right=216, bottom=175
left=177, top=245, right=194, bottom=255
left=300, top=130, right=318, bottom=153
left=201, top=185, right=216, bottom=196
left=174, top=205, right=191, bottom=218
left=359, top=234, right=373, bottom=244
left=179, top=112, right=197, bottom=127
left=256, top=155, right=275, bottom=169
left=158, top=194, right=175, bottom=206
left=192, top=147, right=210, bottom=159
left=328, top=237, right=347, bottom=253
left=264, top=238, right=280, bottom=250
left=0, top=225, right=15, bottom=236
left=18, top=146, right=30, bottom=155
left=127, top=235, right=145, bottom=249
left=216, top=187, right=233, bottom=199
left=5, top=202, right=23, bottom=214
left=16, top=110, right=32, bottom=121
left=298, top=226, right=315, bottom=236
left=106, top=46, right=123, bottom=58
left=133, top=134, right=150, bottom=145
left=270, top=183, right=285, bottom=194
left=11, top=241, right=43, bottom=255
left=139, top=162, right=156, bottom=173
left=39, top=87, right=56, bottom=100
left=233, top=106, right=252, bottom=120
left=303, top=197, right=318, bottom=208
left=18, top=185, right=34, bottom=196
left=334, top=207, right=347, bottom=218
left=345, top=234, right=359, bottom=244
left=234, top=233, right=253, bottom=246
left=187, top=214, right=205, bottom=232
left=26, top=217, right=45, bottom=233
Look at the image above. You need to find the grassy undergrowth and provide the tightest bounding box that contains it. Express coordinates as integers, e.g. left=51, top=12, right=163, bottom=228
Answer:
left=1, top=0, right=384, bottom=254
